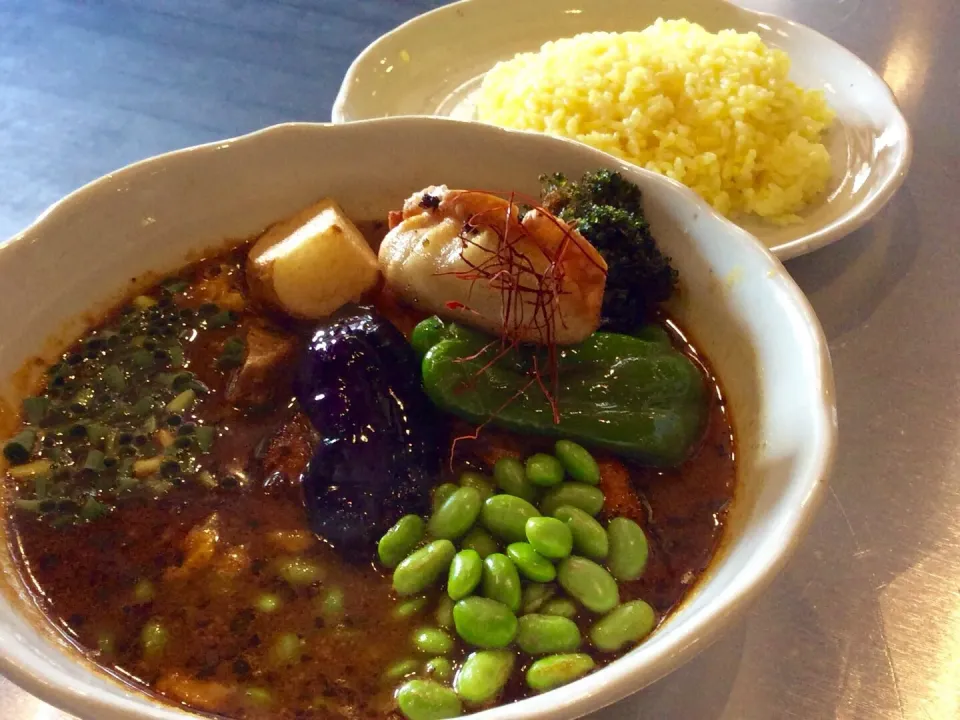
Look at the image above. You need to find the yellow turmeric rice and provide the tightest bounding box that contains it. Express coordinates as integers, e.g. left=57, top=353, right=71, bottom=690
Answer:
left=475, top=19, right=835, bottom=223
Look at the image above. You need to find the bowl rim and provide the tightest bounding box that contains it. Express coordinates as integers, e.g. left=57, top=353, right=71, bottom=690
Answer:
left=330, top=0, right=913, bottom=262
left=0, top=118, right=837, bottom=720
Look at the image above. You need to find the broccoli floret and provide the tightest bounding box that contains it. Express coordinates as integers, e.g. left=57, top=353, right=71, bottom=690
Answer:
left=539, top=170, right=677, bottom=332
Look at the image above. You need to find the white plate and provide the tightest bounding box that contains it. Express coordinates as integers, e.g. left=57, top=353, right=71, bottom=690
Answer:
left=332, top=0, right=912, bottom=260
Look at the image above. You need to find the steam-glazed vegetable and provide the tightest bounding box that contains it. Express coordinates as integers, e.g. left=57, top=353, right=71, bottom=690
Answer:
left=247, top=198, right=379, bottom=319
left=295, top=306, right=442, bottom=554
left=415, top=317, right=707, bottom=465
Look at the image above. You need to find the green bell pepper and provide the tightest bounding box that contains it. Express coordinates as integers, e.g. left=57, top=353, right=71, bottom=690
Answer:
left=411, top=317, right=707, bottom=467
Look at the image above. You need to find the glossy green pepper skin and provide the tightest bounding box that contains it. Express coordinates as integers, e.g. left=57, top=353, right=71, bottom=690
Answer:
left=413, top=317, right=706, bottom=466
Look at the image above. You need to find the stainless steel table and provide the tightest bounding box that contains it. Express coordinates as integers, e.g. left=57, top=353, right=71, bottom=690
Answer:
left=0, top=0, right=956, bottom=717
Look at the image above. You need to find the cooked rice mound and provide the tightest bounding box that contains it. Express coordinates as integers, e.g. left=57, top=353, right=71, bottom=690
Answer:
left=475, top=19, right=836, bottom=223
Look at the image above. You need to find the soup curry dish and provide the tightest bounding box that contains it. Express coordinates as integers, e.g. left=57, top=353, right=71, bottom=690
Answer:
left=2, top=171, right=734, bottom=719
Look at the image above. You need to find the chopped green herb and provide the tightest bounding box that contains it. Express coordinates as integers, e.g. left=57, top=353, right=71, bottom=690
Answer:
left=102, top=365, right=126, bottom=392
left=22, top=397, right=50, bottom=425
left=165, top=389, right=196, bottom=414
left=207, top=309, right=238, bottom=329
left=3, top=429, right=36, bottom=464
left=161, top=279, right=189, bottom=294
left=217, top=336, right=246, bottom=369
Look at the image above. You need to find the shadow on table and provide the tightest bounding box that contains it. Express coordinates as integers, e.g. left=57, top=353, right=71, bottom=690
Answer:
left=785, top=188, right=921, bottom=342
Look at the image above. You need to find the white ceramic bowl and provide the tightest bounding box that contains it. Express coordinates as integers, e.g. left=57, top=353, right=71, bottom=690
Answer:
left=332, top=0, right=912, bottom=260
left=0, top=118, right=835, bottom=720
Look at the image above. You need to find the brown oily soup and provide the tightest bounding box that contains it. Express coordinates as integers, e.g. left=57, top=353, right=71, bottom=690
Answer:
left=4, top=223, right=735, bottom=719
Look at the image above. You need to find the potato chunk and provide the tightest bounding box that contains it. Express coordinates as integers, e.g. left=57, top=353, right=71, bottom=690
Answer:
left=247, top=198, right=379, bottom=319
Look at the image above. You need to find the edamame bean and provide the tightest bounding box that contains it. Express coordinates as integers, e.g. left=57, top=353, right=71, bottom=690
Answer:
left=435, top=596, right=455, bottom=629
left=589, top=600, right=657, bottom=652
left=394, top=540, right=456, bottom=596
left=379, top=515, right=426, bottom=568
left=459, top=471, right=495, bottom=501
left=506, top=542, right=557, bottom=582
left=140, top=618, right=167, bottom=660
left=277, top=556, right=325, bottom=586
left=396, top=679, right=463, bottom=720
left=481, top=495, right=540, bottom=543
left=516, top=614, right=582, bottom=654
left=606, top=518, right=649, bottom=581
left=453, top=597, right=518, bottom=648
left=428, top=487, right=482, bottom=540
left=454, top=650, right=515, bottom=705
left=319, top=587, right=345, bottom=623
left=461, top=527, right=499, bottom=558
left=447, top=549, right=483, bottom=601
left=384, top=658, right=420, bottom=681
left=393, top=596, right=429, bottom=620
left=553, top=505, right=608, bottom=560
left=268, top=632, right=303, bottom=666
left=525, top=516, right=573, bottom=559
left=539, top=483, right=605, bottom=517
left=255, top=592, right=282, bottom=613
left=526, top=654, right=595, bottom=692
left=522, top=582, right=556, bottom=614
left=425, top=656, right=454, bottom=682
left=540, top=598, right=578, bottom=619
left=481, top=553, right=522, bottom=612
left=432, top=483, right=458, bottom=511
left=554, top=440, right=600, bottom=485
left=525, top=453, right=565, bottom=487
left=413, top=627, right=455, bottom=655
left=557, top=556, right=620, bottom=613
left=493, top=457, right=538, bottom=502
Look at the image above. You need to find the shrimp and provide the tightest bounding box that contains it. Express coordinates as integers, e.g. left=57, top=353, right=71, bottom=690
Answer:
left=378, top=186, right=607, bottom=345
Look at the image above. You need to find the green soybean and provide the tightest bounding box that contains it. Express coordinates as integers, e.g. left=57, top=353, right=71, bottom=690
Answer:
left=493, top=456, right=538, bottom=502
left=553, top=505, right=608, bottom=560
left=522, top=582, right=556, bottom=614
left=447, top=549, right=483, bottom=601
left=540, top=598, right=578, bottom=619
left=452, top=597, right=518, bottom=648
left=506, top=543, right=556, bottom=583
left=254, top=592, right=282, bottom=614
left=454, top=650, right=515, bottom=705
left=140, top=619, right=168, bottom=660
left=396, top=679, right=463, bottom=720
left=277, top=557, right=324, bottom=586
left=435, top=596, right=455, bottom=629
left=268, top=632, right=303, bottom=666
left=481, top=553, right=522, bottom=612
left=413, top=627, right=455, bottom=655
left=244, top=687, right=273, bottom=707
left=425, top=656, right=454, bottom=682
left=606, top=518, right=649, bottom=581
left=525, top=516, right=573, bottom=559
left=557, top=556, right=619, bottom=613
left=394, top=540, right=456, bottom=596
left=526, top=653, right=595, bottom=692
left=432, top=483, right=459, bottom=511
left=590, top=600, right=657, bottom=652
left=459, top=471, right=495, bottom=500
left=379, top=515, right=426, bottom=568
left=554, top=440, right=600, bottom=485
left=428, top=486, right=482, bottom=540
left=539, top=482, right=605, bottom=517
left=460, top=527, right=499, bottom=559
left=516, top=614, right=582, bottom=654
left=481, top=495, right=540, bottom=543
left=384, top=658, right=420, bottom=681
left=393, top=596, right=430, bottom=620
left=525, top=453, right=565, bottom=487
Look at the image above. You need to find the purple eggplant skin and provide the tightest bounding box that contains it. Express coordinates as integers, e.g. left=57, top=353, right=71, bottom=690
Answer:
left=295, top=305, right=443, bottom=556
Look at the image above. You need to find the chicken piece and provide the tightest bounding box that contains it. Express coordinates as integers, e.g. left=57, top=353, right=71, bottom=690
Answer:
left=156, top=672, right=233, bottom=712
left=164, top=513, right=221, bottom=581
left=598, top=458, right=646, bottom=524
left=378, top=186, right=607, bottom=345
left=247, top=197, right=380, bottom=319
left=226, top=324, right=297, bottom=409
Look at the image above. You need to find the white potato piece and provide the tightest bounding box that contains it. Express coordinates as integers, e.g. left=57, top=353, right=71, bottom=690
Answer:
left=247, top=198, right=380, bottom=319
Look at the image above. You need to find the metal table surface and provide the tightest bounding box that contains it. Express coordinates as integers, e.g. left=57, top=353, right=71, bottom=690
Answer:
left=0, top=0, right=956, bottom=718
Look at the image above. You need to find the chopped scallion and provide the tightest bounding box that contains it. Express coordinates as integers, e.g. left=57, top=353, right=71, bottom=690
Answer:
left=165, top=389, right=196, bottom=414
left=8, top=459, right=53, bottom=480
left=80, top=496, right=108, bottom=520
left=22, top=397, right=50, bottom=425
left=3, top=429, right=36, bottom=464
left=194, top=425, right=216, bottom=452
left=83, top=450, right=106, bottom=473
left=161, top=279, right=188, bottom=294
left=102, top=365, right=126, bottom=392
left=132, top=295, right=158, bottom=310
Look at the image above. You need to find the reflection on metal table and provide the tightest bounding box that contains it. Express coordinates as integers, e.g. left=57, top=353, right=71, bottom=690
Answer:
left=0, top=0, right=957, bottom=718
